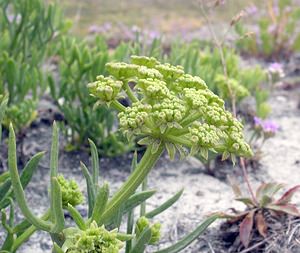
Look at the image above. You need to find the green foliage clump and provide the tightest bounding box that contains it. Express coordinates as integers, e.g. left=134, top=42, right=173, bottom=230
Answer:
left=49, top=36, right=133, bottom=155
left=62, top=221, right=123, bottom=253
left=2, top=99, right=37, bottom=132
left=165, top=43, right=269, bottom=118
left=0, top=95, right=8, bottom=141
left=57, top=175, right=84, bottom=207
left=0, top=0, right=66, bottom=133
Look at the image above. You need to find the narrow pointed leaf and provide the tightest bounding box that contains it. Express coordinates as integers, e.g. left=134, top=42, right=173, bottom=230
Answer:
left=88, top=139, right=99, bottom=187
left=145, top=189, right=184, bottom=219
left=50, top=177, right=65, bottom=233
left=92, top=182, right=109, bottom=225
left=267, top=204, right=300, bottom=216
left=123, top=190, right=156, bottom=214
left=239, top=210, right=255, bottom=248
left=8, top=124, right=52, bottom=232
left=165, top=142, right=176, bottom=161
left=67, top=204, right=86, bottom=230
left=255, top=211, right=267, bottom=238
left=276, top=185, right=300, bottom=205
left=154, top=214, right=220, bottom=253
left=129, top=227, right=152, bottom=253
left=80, top=162, right=96, bottom=217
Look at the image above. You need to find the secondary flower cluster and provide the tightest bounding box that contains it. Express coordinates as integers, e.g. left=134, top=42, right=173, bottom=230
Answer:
left=88, top=56, right=252, bottom=160
left=135, top=217, right=161, bottom=245
left=63, top=221, right=123, bottom=253
left=57, top=175, right=84, bottom=207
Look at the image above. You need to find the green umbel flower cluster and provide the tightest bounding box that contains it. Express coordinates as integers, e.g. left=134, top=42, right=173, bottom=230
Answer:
left=88, top=75, right=123, bottom=103
left=63, top=221, right=123, bottom=253
left=135, top=217, right=161, bottom=245
left=57, top=175, right=84, bottom=207
left=88, top=56, right=252, bottom=160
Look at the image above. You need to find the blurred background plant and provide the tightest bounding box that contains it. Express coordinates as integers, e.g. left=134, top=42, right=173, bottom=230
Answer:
left=235, top=0, right=300, bottom=60
left=0, top=0, right=66, bottom=132
left=48, top=35, right=133, bottom=155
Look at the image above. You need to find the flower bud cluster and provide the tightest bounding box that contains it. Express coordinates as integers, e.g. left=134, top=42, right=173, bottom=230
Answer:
left=89, top=56, right=253, bottom=159
left=135, top=217, right=161, bottom=245
left=131, top=55, right=159, bottom=68
left=152, top=97, right=185, bottom=130
left=224, top=121, right=252, bottom=156
left=137, top=78, right=170, bottom=101
left=175, top=74, right=207, bottom=92
left=88, top=75, right=123, bottom=102
left=189, top=122, right=223, bottom=148
left=154, top=63, right=184, bottom=80
left=64, top=221, right=122, bottom=253
left=57, top=175, right=84, bottom=207
left=119, top=102, right=152, bottom=135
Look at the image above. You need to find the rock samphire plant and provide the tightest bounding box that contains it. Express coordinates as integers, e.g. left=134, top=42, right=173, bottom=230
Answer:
left=5, top=57, right=252, bottom=252
left=5, top=123, right=211, bottom=253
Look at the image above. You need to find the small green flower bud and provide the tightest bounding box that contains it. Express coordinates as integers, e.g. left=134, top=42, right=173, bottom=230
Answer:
left=131, top=55, right=159, bottom=68
left=57, top=175, right=84, bottom=207
left=88, top=75, right=123, bottom=102
left=135, top=217, right=161, bottom=245
left=63, top=221, right=123, bottom=253
left=154, top=63, right=184, bottom=80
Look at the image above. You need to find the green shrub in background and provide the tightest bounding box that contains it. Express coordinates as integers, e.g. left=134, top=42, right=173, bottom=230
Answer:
left=0, top=0, right=65, bottom=131
left=0, top=95, right=8, bottom=143
left=166, top=43, right=270, bottom=119
left=235, top=0, right=300, bottom=59
left=48, top=36, right=133, bottom=155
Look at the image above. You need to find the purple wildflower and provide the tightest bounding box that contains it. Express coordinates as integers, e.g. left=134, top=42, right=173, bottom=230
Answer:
left=268, top=62, right=285, bottom=78
left=88, top=22, right=112, bottom=34
left=254, top=116, right=263, bottom=126
left=254, top=116, right=279, bottom=134
left=261, top=120, right=279, bottom=134
left=245, top=5, right=258, bottom=16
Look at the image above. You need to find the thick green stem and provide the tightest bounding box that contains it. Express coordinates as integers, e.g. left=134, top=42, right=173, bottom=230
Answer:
left=12, top=211, right=51, bottom=253
left=8, top=125, right=52, bottom=232
left=111, top=100, right=126, bottom=112
left=140, top=177, right=147, bottom=216
left=165, top=134, right=193, bottom=148
left=180, top=112, right=202, bottom=127
left=100, top=144, right=164, bottom=224
left=124, top=82, right=138, bottom=103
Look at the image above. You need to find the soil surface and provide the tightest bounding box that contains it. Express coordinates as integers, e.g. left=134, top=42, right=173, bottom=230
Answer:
left=1, top=60, right=300, bottom=253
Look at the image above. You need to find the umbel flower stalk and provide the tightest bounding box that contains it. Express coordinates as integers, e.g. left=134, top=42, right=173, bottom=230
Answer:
left=88, top=56, right=252, bottom=221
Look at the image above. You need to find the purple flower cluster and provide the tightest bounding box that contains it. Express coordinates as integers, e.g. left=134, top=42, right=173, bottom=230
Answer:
left=254, top=116, right=279, bottom=134
left=244, top=4, right=258, bottom=16
left=88, top=22, right=112, bottom=34
left=268, top=62, right=285, bottom=78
